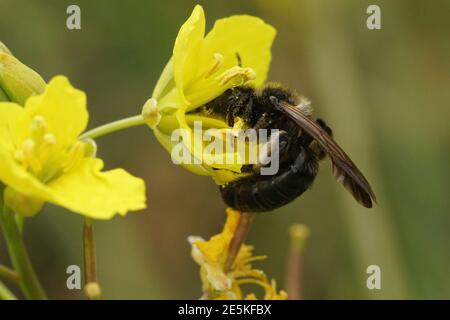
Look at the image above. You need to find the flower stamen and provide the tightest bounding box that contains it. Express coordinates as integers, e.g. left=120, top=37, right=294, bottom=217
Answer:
left=38, top=133, right=56, bottom=165
left=62, top=141, right=85, bottom=173
left=43, top=133, right=56, bottom=146
left=14, top=115, right=59, bottom=178
left=30, top=115, right=47, bottom=143
left=216, top=66, right=256, bottom=87
left=17, top=139, right=42, bottom=173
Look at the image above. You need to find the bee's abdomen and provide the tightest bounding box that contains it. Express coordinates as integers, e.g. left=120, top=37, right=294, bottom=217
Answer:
left=220, top=148, right=319, bottom=212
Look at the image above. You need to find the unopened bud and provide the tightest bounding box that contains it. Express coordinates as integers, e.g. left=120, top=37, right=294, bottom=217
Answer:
left=0, top=51, right=46, bottom=105
left=84, top=282, right=102, bottom=300
left=289, top=224, right=310, bottom=252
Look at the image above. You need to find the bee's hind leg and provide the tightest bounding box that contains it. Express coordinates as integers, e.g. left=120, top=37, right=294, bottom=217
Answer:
left=290, top=146, right=319, bottom=177
left=254, top=130, right=289, bottom=173
left=316, top=118, right=332, bottom=136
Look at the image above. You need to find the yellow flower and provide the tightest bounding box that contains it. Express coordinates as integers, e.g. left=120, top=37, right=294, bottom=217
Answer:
left=0, top=75, right=146, bottom=219
left=143, top=5, right=276, bottom=184
left=189, top=208, right=287, bottom=300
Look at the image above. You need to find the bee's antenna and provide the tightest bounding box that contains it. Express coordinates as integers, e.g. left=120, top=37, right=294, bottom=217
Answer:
left=235, top=52, right=242, bottom=67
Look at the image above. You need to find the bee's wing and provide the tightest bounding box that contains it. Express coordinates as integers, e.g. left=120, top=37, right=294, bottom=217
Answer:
left=278, top=101, right=376, bottom=208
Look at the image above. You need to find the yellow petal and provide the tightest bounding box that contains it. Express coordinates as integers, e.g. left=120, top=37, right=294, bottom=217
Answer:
left=185, top=15, right=276, bottom=108
left=0, top=103, right=56, bottom=212
left=185, top=114, right=228, bottom=129
left=24, top=76, right=88, bottom=149
left=202, top=15, right=276, bottom=86
left=156, top=88, right=182, bottom=113
left=188, top=236, right=208, bottom=265
left=0, top=146, right=53, bottom=202
left=47, top=158, right=146, bottom=219
left=203, top=263, right=231, bottom=291
left=195, top=208, right=240, bottom=263
left=153, top=128, right=211, bottom=176
left=0, top=41, right=12, bottom=55
left=151, top=58, right=174, bottom=101
left=173, top=5, right=205, bottom=106
left=245, top=293, right=257, bottom=300
left=210, top=170, right=244, bottom=185
left=4, top=186, right=44, bottom=217
left=0, top=102, right=25, bottom=152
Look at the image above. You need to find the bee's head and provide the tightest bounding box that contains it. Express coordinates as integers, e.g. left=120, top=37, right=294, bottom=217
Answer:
left=261, top=84, right=313, bottom=116
left=261, top=85, right=299, bottom=110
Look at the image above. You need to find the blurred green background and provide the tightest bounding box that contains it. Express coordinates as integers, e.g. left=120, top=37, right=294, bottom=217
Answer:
left=1, top=0, right=449, bottom=299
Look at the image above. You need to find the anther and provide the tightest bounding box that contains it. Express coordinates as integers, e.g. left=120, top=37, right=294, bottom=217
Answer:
left=31, top=115, right=46, bottom=127
left=216, top=67, right=256, bottom=87
left=21, top=139, right=42, bottom=173
left=43, top=133, right=56, bottom=145
left=37, top=133, right=57, bottom=164
left=30, top=115, right=47, bottom=141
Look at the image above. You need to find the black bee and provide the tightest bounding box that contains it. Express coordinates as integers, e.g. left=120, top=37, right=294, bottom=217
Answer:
left=192, top=84, right=376, bottom=213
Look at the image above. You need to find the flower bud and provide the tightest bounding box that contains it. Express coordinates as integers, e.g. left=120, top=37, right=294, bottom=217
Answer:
left=0, top=41, right=11, bottom=102
left=289, top=224, right=310, bottom=252
left=84, top=282, right=102, bottom=300
left=0, top=48, right=46, bottom=105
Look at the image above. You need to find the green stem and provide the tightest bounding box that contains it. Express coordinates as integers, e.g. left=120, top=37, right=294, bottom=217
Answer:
left=80, top=115, right=145, bottom=140
left=0, top=265, right=19, bottom=284
left=0, top=280, right=17, bottom=300
left=0, top=198, right=47, bottom=300
left=83, top=218, right=102, bottom=299
left=83, top=218, right=97, bottom=285
left=224, top=212, right=255, bottom=273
